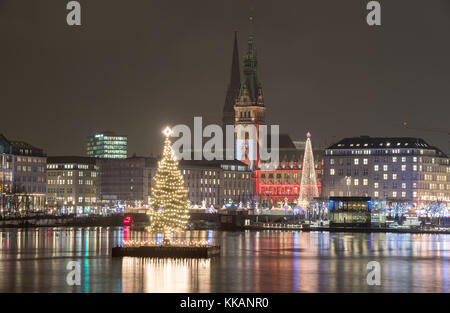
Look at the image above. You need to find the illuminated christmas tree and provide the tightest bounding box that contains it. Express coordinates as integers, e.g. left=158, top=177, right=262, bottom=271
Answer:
left=149, top=127, right=190, bottom=235
left=298, top=132, right=319, bottom=209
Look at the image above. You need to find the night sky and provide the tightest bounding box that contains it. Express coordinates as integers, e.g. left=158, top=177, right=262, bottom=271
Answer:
left=1, top=0, right=449, bottom=156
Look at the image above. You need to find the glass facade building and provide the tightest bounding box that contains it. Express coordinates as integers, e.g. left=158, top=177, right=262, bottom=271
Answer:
left=86, top=131, right=127, bottom=159
left=329, top=197, right=372, bottom=227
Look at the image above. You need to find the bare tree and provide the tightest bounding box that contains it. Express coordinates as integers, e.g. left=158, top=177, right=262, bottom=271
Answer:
left=9, top=184, right=33, bottom=216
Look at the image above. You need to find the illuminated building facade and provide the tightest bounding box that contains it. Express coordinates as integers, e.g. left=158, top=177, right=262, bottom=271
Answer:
left=253, top=135, right=323, bottom=206
left=329, top=197, right=372, bottom=227
left=322, top=136, right=450, bottom=210
left=46, top=156, right=100, bottom=214
left=86, top=131, right=128, bottom=159
left=0, top=135, right=13, bottom=202
left=0, top=134, right=47, bottom=214
left=98, top=157, right=252, bottom=209
left=180, top=160, right=253, bottom=207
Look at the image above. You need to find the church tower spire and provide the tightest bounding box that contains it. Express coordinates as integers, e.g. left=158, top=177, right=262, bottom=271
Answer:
left=234, top=16, right=266, bottom=170
left=235, top=16, right=265, bottom=124
left=241, top=16, right=261, bottom=104
left=222, top=31, right=241, bottom=126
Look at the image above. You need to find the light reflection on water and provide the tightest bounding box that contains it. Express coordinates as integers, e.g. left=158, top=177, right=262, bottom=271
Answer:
left=0, top=227, right=448, bottom=293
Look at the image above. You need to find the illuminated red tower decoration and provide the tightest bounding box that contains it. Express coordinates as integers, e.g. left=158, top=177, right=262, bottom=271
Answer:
left=298, top=132, right=319, bottom=208
left=234, top=16, right=265, bottom=170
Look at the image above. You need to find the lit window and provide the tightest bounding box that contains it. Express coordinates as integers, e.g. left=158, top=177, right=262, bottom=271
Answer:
left=401, top=165, right=406, bottom=171
left=330, top=169, right=335, bottom=176
left=374, top=182, right=379, bottom=188
left=354, top=179, right=359, bottom=186
left=392, top=191, right=397, bottom=198
left=374, top=191, right=379, bottom=197
left=383, top=174, right=388, bottom=180
left=363, top=159, right=368, bottom=165
left=402, top=192, right=406, bottom=197
left=363, top=179, right=368, bottom=186
left=383, top=165, right=388, bottom=171
left=354, top=159, right=359, bottom=165
left=392, top=174, right=397, bottom=180
left=392, top=157, right=397, bottom=163
left=374, top=165, right=379, bottom=171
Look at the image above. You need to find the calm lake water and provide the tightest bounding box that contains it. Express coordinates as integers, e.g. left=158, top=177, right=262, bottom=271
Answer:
left=0, top=227, right=448, bottom=293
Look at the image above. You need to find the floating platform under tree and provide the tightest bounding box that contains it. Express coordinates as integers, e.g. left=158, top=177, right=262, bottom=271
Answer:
left=112, top=244, right=220, bottom=258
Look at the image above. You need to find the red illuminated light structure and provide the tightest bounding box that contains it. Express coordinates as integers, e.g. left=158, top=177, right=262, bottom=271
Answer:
left=123, top=216, right=132, bottom=224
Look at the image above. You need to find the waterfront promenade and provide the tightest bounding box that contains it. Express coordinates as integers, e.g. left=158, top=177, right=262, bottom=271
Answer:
left=0, top=211, right=448, bottom=234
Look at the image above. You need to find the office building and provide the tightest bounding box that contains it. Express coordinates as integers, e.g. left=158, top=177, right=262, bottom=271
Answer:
left=86, top=131, right=127, bottom=159
left=98, top=156, right=157, bottom=208
left=180, top=160, right=253, bottom=207
left=46, top=156, right=100, bottom=214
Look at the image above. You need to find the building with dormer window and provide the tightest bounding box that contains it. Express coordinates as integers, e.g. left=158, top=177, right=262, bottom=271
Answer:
left=322, top=136, right=450, bottom=211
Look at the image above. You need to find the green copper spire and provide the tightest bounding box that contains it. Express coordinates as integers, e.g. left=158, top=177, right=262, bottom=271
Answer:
left=239, top=16, right=262, bottom=105
left=245, top=16, right=256, bottom=70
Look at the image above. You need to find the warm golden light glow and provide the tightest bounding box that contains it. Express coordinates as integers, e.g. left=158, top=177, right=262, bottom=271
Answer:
left=148, top=129, right=190, bottom=237
left=162, top=127, right=173, bottom=137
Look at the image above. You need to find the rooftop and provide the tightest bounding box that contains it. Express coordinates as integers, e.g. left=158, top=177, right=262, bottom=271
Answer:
left=180, top=159, right=250, bottom=170
left=47, top=156, right=97, bottom=164
left=0, top=134, right=45, bottom=156
left=327, top=136, right=447, bottom=157
left=88, top=131, right=127, bottom=139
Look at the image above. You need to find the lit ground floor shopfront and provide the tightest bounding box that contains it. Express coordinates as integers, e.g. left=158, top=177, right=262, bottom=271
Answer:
left=0, top=193, right=46, bottom=215
left=329, top=197, right=372, bottom=227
